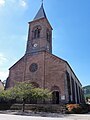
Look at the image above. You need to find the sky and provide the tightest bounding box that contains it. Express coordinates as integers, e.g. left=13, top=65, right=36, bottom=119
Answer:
left=0, top=0, right=90, bottom=87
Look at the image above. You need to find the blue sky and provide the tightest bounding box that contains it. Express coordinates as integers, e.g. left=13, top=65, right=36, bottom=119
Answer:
left=0, top=0, right=90, bottom=87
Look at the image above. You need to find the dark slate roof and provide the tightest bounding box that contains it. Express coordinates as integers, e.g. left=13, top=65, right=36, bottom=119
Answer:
left=34, top=3, right=47, bottom=20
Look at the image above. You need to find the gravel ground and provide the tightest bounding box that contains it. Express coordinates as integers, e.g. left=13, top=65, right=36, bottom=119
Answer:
left=0, top=110, right=90, bottom=120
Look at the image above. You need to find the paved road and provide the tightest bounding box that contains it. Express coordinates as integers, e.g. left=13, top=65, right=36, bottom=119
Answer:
left=0, top=113, right=90, bottom=120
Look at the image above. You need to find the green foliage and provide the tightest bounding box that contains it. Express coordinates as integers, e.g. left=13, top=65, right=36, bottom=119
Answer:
left=0, top=88, right=15, bottom=101
left=31, top=88, right=51, bottom=100
left=83, top=85, right=90, bottom=96
left=83, top=86, right=90, bottom=102
left=0, top=82, right=51, bottom=111
left=0, top=89, right=16, bottom=110
left=11, top=82, right=33, bottom=101
left=10, top=82, right=51, bottom=101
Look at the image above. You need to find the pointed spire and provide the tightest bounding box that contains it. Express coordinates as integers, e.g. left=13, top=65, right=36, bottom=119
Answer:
left=34, top=2, right=47, bottom=20
left=41, top=0, right=43, bottom=5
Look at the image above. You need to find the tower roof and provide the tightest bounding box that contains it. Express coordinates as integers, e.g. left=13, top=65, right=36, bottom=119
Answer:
left=34, top=3, right=47, bottom=20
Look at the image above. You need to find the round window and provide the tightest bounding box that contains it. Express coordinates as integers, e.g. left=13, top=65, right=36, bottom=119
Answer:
left=29, top=63, right=38, bottom=72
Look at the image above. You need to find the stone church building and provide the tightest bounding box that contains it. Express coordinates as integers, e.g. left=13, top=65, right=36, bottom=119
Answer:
left=6, top=4, right=84, bottom=104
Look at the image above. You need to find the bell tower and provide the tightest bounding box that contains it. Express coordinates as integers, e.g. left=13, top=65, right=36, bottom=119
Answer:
left=26, top=3, right=53, bottom=55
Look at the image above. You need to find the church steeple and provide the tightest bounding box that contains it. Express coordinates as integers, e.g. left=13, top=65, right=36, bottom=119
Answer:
left=34, top=3, right=47, bottom=20
left=26, top=3, right=52, bottom=55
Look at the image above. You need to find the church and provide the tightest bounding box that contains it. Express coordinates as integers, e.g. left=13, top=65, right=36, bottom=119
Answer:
left=5, top=3, right=84, bottom=104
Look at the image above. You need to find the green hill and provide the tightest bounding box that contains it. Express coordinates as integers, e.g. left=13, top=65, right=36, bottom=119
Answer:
left=83, top=85, right=90, bottom=97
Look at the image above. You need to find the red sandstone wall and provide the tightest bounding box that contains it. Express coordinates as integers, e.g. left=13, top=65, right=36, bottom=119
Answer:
left=8, top=57, right=25, bottom=88
left=24, top=52, right=45, bottom=88
left=44, top=52, right=66, bottom=97
left=7, top=51, right=67, bottom=102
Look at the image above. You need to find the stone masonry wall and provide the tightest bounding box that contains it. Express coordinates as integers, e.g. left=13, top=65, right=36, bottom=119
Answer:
left=44, top=52, right=67, bottom=102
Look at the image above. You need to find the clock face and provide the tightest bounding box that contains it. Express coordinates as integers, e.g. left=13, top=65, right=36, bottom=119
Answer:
left=33, top=43, right=37, bottom=47
left=29, top=63, right=38, bottom=72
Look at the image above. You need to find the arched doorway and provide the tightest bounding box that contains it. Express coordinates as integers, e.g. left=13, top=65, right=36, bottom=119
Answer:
left=52, top=91, right=59, bottom=104
left=31, top=82, right=39, bottom=88
left=51, top=85, right=60, bottom=104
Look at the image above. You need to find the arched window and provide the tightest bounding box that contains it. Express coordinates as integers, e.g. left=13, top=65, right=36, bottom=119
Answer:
left=32, top=26, right=41, bottom=39
left=46, top=29, right=51, bottom=42
left=47, top=32, right=49, bottom=41
left=34, top=29, right=37, bottom=39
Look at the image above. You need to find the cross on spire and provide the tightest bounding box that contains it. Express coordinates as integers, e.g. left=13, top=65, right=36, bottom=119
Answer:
left=41, top=0, right=43, bottom=5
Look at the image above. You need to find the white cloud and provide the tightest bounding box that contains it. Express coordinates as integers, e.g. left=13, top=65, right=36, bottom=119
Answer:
left=0, top=0, right=5, bottom=7
left=0, top=0, right=28, bottom=11
left=0, top=53, right=7, bottom=66
left=0, top=53, right=8, bottom=80
left=19, top=0, right=27, bottom=7
left=0, top=70, right=8, bottom=81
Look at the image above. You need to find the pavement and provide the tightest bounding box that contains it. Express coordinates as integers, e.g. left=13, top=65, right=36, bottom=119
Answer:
left=0, top=110, right=90, bottom=120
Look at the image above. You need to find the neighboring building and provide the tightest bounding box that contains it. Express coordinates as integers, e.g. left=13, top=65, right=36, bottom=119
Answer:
left=5, top=3, right=84, bottom=104
left=0, top=80, right=4, bottom=90
left=3, top=80, right=6, bottom=87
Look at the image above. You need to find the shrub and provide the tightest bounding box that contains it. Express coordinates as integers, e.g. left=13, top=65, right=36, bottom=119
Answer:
left=66, top=104, right=89, bottom=114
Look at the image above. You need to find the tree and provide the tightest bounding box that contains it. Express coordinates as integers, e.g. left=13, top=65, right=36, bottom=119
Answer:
left=0, top=82, right=51, bottom=112
left=31, top=87, right=51, bottom=103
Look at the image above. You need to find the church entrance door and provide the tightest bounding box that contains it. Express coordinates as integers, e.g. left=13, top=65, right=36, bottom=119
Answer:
left=52, top=91, right=59, bottom=104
